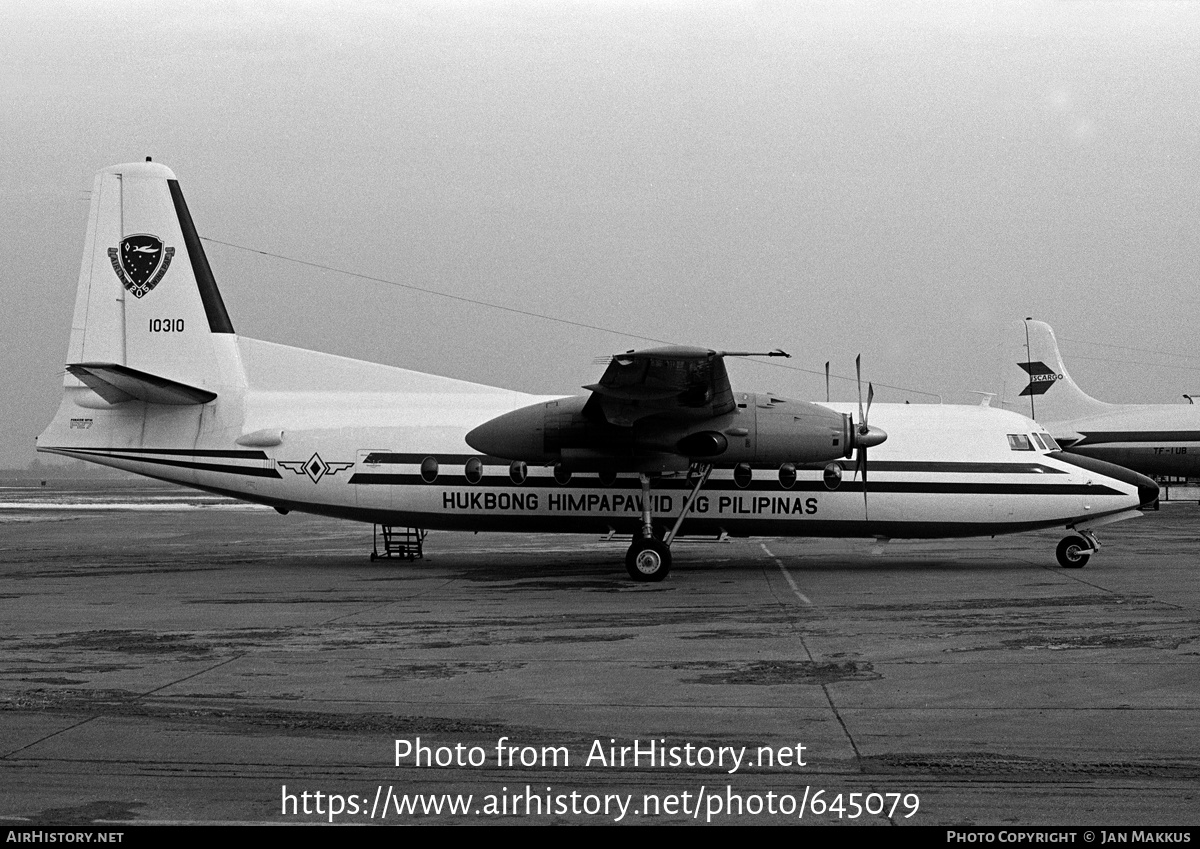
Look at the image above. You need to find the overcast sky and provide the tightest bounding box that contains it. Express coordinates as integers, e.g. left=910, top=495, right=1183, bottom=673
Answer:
left=4, top=1, right=1200, bottom=468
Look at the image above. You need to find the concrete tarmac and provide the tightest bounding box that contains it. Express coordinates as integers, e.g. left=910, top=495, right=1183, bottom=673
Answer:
left=1, top=482, right=1197, bottom=826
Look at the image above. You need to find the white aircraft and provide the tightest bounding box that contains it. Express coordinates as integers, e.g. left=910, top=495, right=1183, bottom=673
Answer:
left=1004, top=318, right=1200, bottom=479
left=37, top=162, right=1158, bottom=578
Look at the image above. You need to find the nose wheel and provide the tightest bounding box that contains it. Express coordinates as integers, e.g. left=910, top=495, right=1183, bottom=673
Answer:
left=1056, top=533, right=1095, bottom=568
left=626, top=538, right=671, bottom=582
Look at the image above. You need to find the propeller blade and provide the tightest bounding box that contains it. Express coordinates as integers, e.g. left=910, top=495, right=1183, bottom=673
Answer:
left=825, top=361, right=830, bottom=404
left=855, top=358, right=872, bottom=521
left=855, top=445, right=868, bottom=483
left=860, top=447, right=869, bottom=521
left=849, top=441, right=870, bottom=519
left=856, top=354, right=864, bottom=426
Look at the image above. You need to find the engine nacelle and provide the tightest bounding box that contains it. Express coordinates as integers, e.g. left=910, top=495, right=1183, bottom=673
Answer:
left=465, top=393, right=881, bottom=471
left=751, top=399, right=851, bottom=466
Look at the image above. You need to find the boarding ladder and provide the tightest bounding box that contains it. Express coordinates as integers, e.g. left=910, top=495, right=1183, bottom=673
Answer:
left=370, top=525, right=427, bottom=561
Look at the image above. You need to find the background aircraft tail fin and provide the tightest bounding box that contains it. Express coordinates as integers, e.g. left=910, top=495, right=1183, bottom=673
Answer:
left=66, top=161, right=244, bottom=396
left=1004, top=318, right=1111, bottom=423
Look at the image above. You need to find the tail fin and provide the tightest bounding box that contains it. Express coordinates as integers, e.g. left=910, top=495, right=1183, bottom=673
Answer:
left=66, top=161, right=243, bottom=399
left=1004, top=318, right=1112, bottom=423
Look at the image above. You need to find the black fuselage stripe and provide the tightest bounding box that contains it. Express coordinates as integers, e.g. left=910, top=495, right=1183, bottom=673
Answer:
left=67, top=446, right=270, bottom=459
left=347, top=473, right=1120, bottom=496
left=858, top=461, right=1064, bottom=474
left=1074, top=431, right=1200, bottom=445
left=361, top=456, right=1064, bottom=474
left=363, top=453, right=511, bottom=465
left=55, top=449, right=281, bottom=478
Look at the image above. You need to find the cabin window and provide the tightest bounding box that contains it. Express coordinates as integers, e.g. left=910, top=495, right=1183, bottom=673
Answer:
left=1007, top=434, right=1035, bottom=451
left=598, top=469, right=617, bottom=487
left=734, top=463, right=752, bottom=488
left=778, top=463, right=796, bottom=489
left=823, top=462, right=843, bottom=490
left=553, top=463, right=572, bottom=485
left=465, top=457, right=483, bottom=484
left=420, top=456, right=438, bottom=483
left=509, top=461, right=527, bottom=485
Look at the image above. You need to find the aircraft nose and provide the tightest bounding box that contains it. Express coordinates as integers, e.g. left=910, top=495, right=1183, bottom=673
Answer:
left=1136, top=474, right=1159, bottom=509
left=1052, top=452, right=1159, bottom=509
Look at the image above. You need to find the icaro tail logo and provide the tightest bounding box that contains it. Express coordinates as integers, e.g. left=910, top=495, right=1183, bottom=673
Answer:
left=1018, top=361, right=1063, bottom=396
left=107, top=233, right=175, bottom=299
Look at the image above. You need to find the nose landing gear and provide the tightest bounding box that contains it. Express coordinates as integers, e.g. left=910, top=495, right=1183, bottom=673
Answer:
left=1056, top=529, right=1099, bottom=568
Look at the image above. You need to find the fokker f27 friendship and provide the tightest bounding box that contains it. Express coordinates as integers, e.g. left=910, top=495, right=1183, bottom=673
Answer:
left=38, top=162, right=1158, bottom=580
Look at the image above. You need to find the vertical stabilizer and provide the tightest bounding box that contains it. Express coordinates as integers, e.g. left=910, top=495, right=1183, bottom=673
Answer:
left=1006, top=319, right=1112, bottom=423
left=67, top=161, right=241, bottom=394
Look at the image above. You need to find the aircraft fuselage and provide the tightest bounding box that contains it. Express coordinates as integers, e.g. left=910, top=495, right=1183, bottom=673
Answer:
left=1045, top=408, right=1200, bottom=479
left=39, top=336, right=1152, bottom=541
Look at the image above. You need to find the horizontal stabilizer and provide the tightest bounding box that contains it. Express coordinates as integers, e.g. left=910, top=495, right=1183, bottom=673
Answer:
left=66, top=363, right=217, bottom=406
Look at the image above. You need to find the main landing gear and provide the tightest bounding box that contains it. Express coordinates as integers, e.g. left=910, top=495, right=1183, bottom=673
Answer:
left=625, top=465, right=713, bottom=582
left=1056, top=530, right=1098, bottom=568
left=626, top=536, right=671, bottom=581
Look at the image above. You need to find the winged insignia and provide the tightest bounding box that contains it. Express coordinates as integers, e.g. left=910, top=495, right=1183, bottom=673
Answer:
left=278, top=453, right=355, bottom=484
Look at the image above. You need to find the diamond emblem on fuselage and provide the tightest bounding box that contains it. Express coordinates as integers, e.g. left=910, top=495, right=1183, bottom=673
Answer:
left=304, top=454, right=328, bottom=482
left=277, top=453, right=354, bottom=484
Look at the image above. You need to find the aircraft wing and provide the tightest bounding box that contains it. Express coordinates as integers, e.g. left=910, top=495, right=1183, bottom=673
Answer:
left=581, top=346, right=786, bottom=426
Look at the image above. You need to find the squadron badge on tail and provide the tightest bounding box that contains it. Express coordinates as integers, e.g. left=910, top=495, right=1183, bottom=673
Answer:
left=108, top=233, right=175, bottom=298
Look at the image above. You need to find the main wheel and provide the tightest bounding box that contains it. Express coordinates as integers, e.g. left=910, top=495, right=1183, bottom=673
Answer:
left=1056, top=535, right=1091, bottom=568
left=625, top=538, right=671, bottom=582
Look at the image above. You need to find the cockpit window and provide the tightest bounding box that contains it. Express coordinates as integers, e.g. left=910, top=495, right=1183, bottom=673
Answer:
left=1030, top=433, right=1047, bottom=450
left=1041, top=433, right=1061, bottom=451
left=1007, top=434, right=1035, bottom=451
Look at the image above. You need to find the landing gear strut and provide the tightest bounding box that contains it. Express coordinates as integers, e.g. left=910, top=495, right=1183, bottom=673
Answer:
left=626, top=473, right=669, bottom=581
left=624, top=465, right=712, bottom=582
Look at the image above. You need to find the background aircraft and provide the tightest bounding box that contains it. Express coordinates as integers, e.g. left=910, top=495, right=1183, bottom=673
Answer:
left=1002, top=319, right=1200, bottom=479
left=38, top=163, right=1157, bottom=580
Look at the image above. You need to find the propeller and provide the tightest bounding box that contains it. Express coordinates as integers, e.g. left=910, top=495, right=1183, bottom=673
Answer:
left=825, top=361, right=830, bottom=404
left=852, top=355, right=888, bottom=518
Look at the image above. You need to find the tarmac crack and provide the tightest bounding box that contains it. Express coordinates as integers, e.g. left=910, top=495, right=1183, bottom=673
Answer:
left=862, top=751, right=1200, bottom=780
